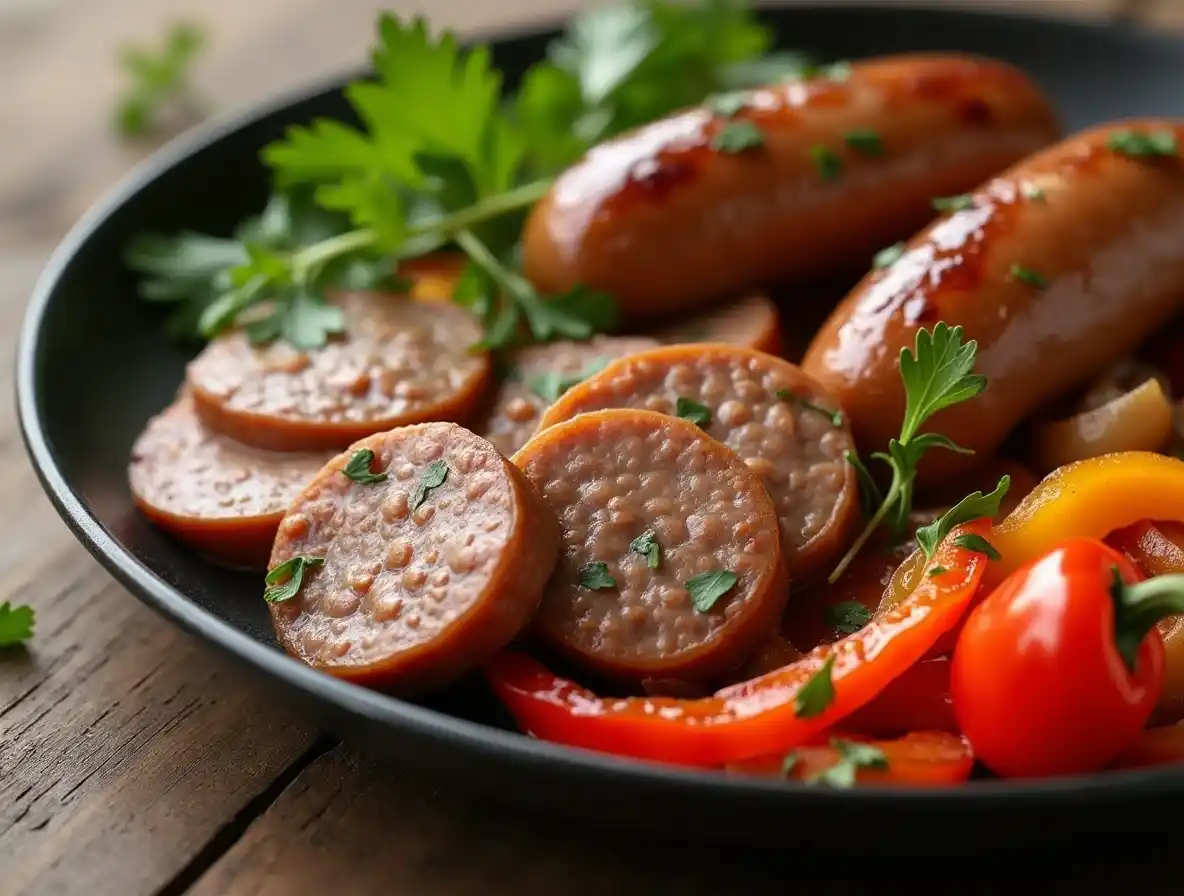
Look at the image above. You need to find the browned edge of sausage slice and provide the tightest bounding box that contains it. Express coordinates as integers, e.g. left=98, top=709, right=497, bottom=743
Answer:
left=267, top=422, right=560, bottom=696
left=476, top=335, right=660, bottom=457
left=523, top=53, right=1061, bottom=322
left=538, top=343, right=859, bottom=583
left=650, top=294, right=783, bottom=356
left=128, top=395, right=334, bottom=569
left=188, top=292, right=492, bottom=452
left=802, top=118, right=1184, bottom=485
left=512, top=407, right=789, bottom=684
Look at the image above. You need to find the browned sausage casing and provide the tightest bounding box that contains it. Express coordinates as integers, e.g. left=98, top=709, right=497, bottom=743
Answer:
left=803, top=120, right=1184, bottom=484
left=523, top=54, right=1060, bottom=322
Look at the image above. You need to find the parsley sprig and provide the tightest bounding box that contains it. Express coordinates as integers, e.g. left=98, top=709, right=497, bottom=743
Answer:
left=0, top=602, right=35, bottom=647
left=116, top=22, right=209, bottom=139
left=828, top=323, right=995, bottom=582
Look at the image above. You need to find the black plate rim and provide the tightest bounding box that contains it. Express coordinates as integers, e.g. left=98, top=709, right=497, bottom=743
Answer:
left=17, top=0, right=1184, bottom=809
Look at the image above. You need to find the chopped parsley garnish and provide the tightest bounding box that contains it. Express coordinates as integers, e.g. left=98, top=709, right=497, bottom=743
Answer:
left=951, top=533, right=1002, bottom=561
left=341, top=448, right=388, bottom=485
left=802, top=60, right=852, bottom=82
left=410, top=460, right=449, bottom=511
left=528, top=357, right=610, bottom=403
left=0, top=602, right=35, bottom=646
left=629, top=530, right=661, bottom=570
left=686, top=570, right=738, bottom=612
left=711, top=120, right=765, bottom=153
left=580, top=562, right=617, bottom=590
left=914, top=477, right=1010, bottom=560
left=927, top=565, right=950, bottom=578
left=1010, top=264, right=1049, bottom=289
left=824, top=601, right=872, bottom=636
left=776, top=388, right=843, bottom=427
left=116, top=22, right=208, bottom=139
left=1107, top=129, right=1179, bottom=158
left=1022, top=184, right=1046, bottom=201
left=704, top=91, right=751, bottom=118
left=793, top=654, right=836, bottom=718
left=806, top=739, right=889, bottom=788
left=843, top=129, right=883, bottom=156
left=263, top=555, right=324, bottom=604
left=810, top=145, right=843, bottom=181
left=872, top=242, right=906, bottom=269
left=932, top=194, right=976, bottom=212
left=675, top=397, right=712, bottom=427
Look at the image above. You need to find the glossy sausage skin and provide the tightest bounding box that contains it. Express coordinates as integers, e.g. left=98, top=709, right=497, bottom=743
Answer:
left=523, top=54, right=1060, bottom=323
left=803, top=120, right=1184, bottom=483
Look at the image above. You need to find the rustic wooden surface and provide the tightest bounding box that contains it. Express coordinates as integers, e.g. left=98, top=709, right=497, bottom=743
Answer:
left=0, top=1, right=1174, bottom=893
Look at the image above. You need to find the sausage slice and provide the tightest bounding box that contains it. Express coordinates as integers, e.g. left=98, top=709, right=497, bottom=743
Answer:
left=538, top=344, right=858, bottom=582
left=513, top=408, right=788, bottom=684
left=188, top=292, right=491, bottom=452
left=267, top=422, right=559, bottom=695
left=651, top=293, right=782, bottom=355
left=128, top=396, right=334, bottom=569
left=476, top=335, right=659, bottom=456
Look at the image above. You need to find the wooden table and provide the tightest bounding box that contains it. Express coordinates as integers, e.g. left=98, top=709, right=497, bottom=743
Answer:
left=3, top=1, right=1182, bottom=892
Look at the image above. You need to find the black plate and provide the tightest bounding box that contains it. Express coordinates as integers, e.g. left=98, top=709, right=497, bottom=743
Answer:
left=19, top=2, right=1184, bottom=851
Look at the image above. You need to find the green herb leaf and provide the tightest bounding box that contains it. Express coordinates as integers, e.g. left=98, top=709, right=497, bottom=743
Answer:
left=898, top=323, right=986, bottom=443
left=686, top=570, right=738, bottom=612
left=801, top=60, right=852, bottom=82
left=1022, top=183, right=1046, bottom=201
left=410, top=460, right=449, bottom=511
left=845, top=449, right=883, bottom=521
left=951, top=533, right=1002, bottom=561
left=780, top=753, right=799, bottom=778
left=1107, top=129, right=1179, bottom=158
left=927, top=565, right=949, bottom=578
left=263, top=555, right=325, bottom=603
left=341, top=448, right=388, bottom=485
left=776, top=388, right=843, bottom=427
left=528, top=356, right=610, bottom=403
left=704, top=90, right=751, bottom=117
left=711, top=120, right=765, bottom=153
left=793, top=654, right=836, bottom=719
left=629, top=530, right=661, bottom=570
left=873, top=242, right=906, bottom=269
left=0, top=602, right=35, bottom=646
left=675, top=397, right=712, bottom=427
left=932, top=194, right=975, bottom=212
left=810, top=145, right=843, bottom=181
left=1010, top=264, right=1049, bottom=289
left=580, top=561, right=617, bottom=590
left=115, top=22, right=208, bottom=139
left=844, top=129, right=883, bottom=155
left=807, top=738, right=889, bottom=788
left=914, top=476, right=1010, bottom=559
left=825, top=601, right=872, bottom=636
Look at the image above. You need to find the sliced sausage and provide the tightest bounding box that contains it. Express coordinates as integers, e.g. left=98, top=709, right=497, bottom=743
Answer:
left=512, top=408, right=788, bottom=684
left=651, top=293, right=782, bottom=355
left=128, top=395, right=333, bottom=569
left=267, top=422, right=559, bottom=695
left=476, top=335, right=659, bottom=456
left=523, top=54, right=1060, bottom=322
left=803, top=119, right=1184, bottom=484
left=538, top=344, right=858, bottom=582
left=188, top=292, right=491, bottom=452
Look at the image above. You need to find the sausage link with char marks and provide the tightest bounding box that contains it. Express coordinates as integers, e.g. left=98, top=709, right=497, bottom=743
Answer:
left=803, top=120, right=1184, bottom=484
left=513, top=409, right=788, bottom=684
left=268, top=422, right=559, bottom=695
left=538, top=344, right=858, bottom=582
left=523, top=54, right=1060, bottom=323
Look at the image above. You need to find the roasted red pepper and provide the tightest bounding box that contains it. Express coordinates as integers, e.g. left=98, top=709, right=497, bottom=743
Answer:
left=952, top=538, right=1184, bottom=778
left=485, top=522, right=991, bottom=767
left=844, top=655, right=958, bottom=737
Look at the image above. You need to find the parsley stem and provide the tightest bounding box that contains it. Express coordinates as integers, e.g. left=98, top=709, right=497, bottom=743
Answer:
left=422, top=179, right=552, bottom=235
left=292, top=228, right=376, bottom=276
left=828, top=469, right=903, bottom=584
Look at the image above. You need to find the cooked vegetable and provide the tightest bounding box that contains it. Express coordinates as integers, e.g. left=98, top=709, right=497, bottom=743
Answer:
left=952, top=539, right=1183, bottom=778
left=1111, top=722, right=1184, bottom=769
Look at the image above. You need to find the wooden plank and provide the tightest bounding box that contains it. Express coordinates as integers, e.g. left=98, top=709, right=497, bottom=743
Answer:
left=1126, top=0, right=1184, bottom=29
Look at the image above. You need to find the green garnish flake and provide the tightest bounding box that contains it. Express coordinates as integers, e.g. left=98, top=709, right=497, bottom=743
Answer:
left=115, top=22, right=208, bottom=139
left=873, top=242, right=906, bottom=269
left=0, top=602, right=35, bottom=646
left=807, top=739, right=889, bottom=788
left=825, top=601, right=872, bottom=636
left=686, top=570, right=738, bottom=612
left=794, top=654, right=836, bottom=719
left=629, top=530, right=661, bottom=570
left=914, top=476, right=1010, bottom=560
left=843, top=129, right=883, bottom=156
left=951, top=533, right=1002, bottom=561
left=932, top=194, right=976, bottom=212
left=704, top=91, right=751, bottom=118
left=528, top=357, right=609, bottom=403
left=711, top=120, right=765, bottom=154
left=410, top=460, right=449, bottom=511
left=1022, top=183, right=1046, bottom=201
left=927, top=565, right=950, bottom=578
left=580, top=562, right=617, bottom=590
left=263, top=555, right=325, bottom=604
left=776, top=388, right=843, bottom=427
left=675, top=397, right=712, bottom=427
left=802, top=60, right=852, bottom=82
left=810, top=145, right=843, bottom=182
left=1010, top=264, right=1049, bottom=289
left=1108, top=129, right=1179, bottom=158
left=341, top=448, right=388, bottom=485
left=780, top=753, right=799, bottom=778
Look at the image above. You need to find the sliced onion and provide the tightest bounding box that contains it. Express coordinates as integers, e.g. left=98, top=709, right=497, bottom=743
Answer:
left=1031, top=377, right=1173, bottom=473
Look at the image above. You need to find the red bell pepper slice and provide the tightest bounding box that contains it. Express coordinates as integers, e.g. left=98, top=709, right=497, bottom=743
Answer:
left=484, top=521, right=991, bottom=767
left=1111, top=723, right=1184, bottom=769
left=843, top=655, right=958, bottom=737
